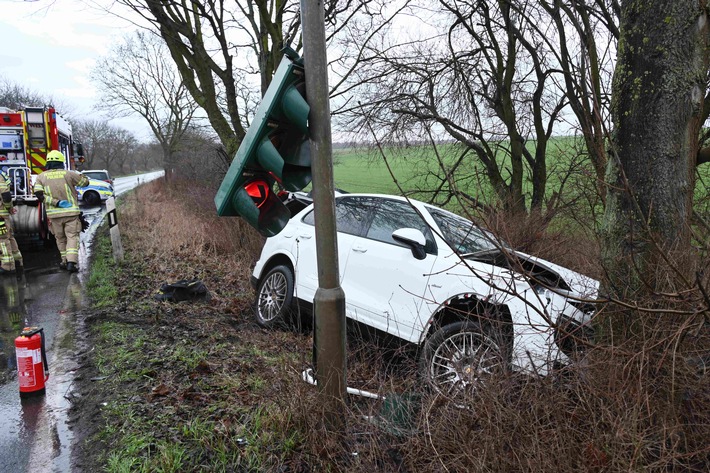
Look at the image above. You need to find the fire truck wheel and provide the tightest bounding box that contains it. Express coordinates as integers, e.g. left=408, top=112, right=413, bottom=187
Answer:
left=83, top=191, right=100, bottom=206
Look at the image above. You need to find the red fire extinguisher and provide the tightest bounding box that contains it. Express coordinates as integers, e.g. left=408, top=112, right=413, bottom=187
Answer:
left=15, top=327, right=49, bottom=398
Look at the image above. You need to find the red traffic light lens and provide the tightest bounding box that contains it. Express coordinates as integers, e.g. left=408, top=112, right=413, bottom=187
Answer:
left=244, top=179, right=270, bottom=208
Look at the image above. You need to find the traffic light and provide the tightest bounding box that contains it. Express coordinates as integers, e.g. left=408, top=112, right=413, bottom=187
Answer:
left=214, top=48, right=311, bottom=237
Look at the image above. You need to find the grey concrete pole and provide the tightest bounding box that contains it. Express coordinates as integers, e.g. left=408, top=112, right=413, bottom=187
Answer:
left=301, top=0, right=347, bottom=427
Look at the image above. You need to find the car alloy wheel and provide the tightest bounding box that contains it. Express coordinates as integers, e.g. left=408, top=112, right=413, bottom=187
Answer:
left=255, top=265, right=294, bottom=328
left=420, top=321, right=507, bottom=397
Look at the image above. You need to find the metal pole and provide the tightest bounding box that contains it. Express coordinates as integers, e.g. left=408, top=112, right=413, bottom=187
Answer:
left=300, top=0, right=347, bottom=427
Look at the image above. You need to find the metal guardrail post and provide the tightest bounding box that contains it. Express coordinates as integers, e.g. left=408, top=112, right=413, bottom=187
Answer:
left=105, top=196, right=124, bottom=262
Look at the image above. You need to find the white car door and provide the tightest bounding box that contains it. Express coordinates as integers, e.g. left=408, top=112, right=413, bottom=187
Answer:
left=340, top=198, right=437, bottom=342
left=290, top=198, right=371, bottom=305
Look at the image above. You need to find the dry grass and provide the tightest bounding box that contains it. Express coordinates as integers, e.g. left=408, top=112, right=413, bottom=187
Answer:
left=99, top=178, right=709, bottom=472
left=119, top=178, right=264, bottom=302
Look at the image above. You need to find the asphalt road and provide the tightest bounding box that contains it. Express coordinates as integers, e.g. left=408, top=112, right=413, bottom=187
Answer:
left=0, top=171, right=163, bottom=472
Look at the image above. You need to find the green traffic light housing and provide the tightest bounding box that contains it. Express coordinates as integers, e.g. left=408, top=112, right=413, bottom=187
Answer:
left=214, top=50, right=311, bottom=237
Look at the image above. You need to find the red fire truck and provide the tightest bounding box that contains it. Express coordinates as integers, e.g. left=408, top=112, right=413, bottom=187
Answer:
left=0, top=106, right=85, bottom=238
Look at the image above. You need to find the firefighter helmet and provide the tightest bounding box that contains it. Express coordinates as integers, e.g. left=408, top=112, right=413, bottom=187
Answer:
left=46, top=150, right=65, bottom=163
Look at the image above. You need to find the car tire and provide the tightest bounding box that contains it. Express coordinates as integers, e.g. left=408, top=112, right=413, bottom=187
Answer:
left=83, top=191, right=100, bottom=206
left=255, top=265, right=294, bottom=328
left=419, top=321, right=508, bottom=397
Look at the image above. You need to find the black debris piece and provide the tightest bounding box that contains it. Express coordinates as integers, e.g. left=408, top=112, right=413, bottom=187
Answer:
left=154, top=279, right=209, bottom=302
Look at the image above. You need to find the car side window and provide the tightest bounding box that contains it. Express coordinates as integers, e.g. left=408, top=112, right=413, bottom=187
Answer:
left=366, top=199, right=436, bottom=254
left=301, top=209, right=315, bottom=226
left=301, top=196, right=374, bottom=237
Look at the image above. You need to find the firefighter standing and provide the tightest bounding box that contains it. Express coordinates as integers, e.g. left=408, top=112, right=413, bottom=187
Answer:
left=33, top=150, right=89, bottom=272
left=0, top=170, right=23, bottom=275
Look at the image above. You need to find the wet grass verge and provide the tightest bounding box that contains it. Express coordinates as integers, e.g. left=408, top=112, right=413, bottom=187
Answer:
left=71, top=186, right=324, bottom=472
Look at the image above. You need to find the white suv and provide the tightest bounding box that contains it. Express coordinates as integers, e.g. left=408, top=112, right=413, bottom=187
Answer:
left=252, top=194, right=598, bottom=395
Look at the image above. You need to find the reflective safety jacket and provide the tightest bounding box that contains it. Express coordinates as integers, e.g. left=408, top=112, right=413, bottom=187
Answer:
left=0, top=172, right=12, bottom=218
left=34, top=169, right=89, bottom=218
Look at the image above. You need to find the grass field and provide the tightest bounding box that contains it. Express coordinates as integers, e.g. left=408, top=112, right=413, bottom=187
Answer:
left=328, top=139, right=710, bottom=222
left=327, top=138, right=597, bottom=219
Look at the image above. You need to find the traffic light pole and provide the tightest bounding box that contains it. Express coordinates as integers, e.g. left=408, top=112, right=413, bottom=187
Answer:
left=301, top=0, right=347, bottom=427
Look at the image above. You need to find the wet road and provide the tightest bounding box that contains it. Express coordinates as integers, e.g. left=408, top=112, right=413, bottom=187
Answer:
left=0, top=171, right=163, bottom=472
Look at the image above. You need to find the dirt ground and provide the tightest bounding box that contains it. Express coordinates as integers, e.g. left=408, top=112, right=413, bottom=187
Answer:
left=66, top=248, right=327, bottom=471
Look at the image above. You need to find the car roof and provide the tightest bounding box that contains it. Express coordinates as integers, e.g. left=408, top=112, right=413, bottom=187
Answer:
left=335, top=192, right=424, bottom=204
left=335, top=193, right=464, bottom=216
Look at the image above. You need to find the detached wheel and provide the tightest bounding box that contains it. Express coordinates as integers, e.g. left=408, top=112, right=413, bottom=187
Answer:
left=83, top=191, right=100, bottom=206
left=419, top=321, right=507, bottom=397
left=255, top=265, right=294, bottom=328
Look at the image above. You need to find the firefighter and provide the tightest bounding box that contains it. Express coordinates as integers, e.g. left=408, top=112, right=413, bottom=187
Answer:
left=33, top=150, right=89, bottom=272
left=0, top=170, right=23, bottom=275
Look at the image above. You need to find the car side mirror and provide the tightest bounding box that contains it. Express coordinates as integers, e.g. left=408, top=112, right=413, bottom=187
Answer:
left=392, top=228, right=427, bottom=260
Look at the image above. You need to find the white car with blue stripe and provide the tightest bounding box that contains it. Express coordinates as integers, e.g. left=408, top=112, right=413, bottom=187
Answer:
left=78, top=178, right=114, bottom=206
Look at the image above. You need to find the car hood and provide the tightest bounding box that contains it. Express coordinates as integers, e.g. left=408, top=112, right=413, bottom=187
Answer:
left=462, top=249, right=599, bottom=298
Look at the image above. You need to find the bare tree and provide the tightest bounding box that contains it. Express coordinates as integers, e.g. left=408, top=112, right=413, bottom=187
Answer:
left=170, top=127, right=225, bottom=185
left=0, top=77, right=52, bottom=111
left=113, top=0, right=398, bottom=159
left=129, top=142, right=164, bottom=173
left=538, top=0, right=619, bottom=202
left=92, top=30, right=199, bottom=181
left=73, top=119, right=140, bottom=175
left=346, top=0, right=572, bottom=218
left=601, top=1, right=709, bottom=299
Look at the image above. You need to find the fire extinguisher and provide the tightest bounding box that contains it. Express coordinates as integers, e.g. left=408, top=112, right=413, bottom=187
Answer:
left=15, top=327, right=49, bottom=398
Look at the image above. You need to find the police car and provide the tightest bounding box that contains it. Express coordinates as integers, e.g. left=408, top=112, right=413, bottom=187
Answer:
left=78, top=178, right=114, bottom=206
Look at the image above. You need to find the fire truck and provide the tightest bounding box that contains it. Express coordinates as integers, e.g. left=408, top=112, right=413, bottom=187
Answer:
left=0, top=106, right=85, bottom=238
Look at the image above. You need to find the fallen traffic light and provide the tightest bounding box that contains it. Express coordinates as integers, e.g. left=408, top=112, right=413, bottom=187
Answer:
left=214, top=48, right=311, bottom=237
left=229, top=176, right=291, bottom=237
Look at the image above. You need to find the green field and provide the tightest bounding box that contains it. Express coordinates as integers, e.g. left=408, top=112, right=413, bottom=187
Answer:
left=327, top=138, right=592, bottom=212
left=324, top=140, right=710, bottom=236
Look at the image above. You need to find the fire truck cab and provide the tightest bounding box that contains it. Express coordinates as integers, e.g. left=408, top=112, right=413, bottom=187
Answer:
left=0, top=106, right=85, bottom=238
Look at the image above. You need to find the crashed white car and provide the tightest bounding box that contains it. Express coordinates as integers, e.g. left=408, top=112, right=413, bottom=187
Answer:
left=252, top=194, right=598, bottom=395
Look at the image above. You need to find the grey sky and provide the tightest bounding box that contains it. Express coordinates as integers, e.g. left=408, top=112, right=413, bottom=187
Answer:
left=0, top=0, right=153, bottom=141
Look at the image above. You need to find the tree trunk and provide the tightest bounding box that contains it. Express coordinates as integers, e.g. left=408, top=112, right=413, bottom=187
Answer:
left=602, top=1, right=709, bottom=300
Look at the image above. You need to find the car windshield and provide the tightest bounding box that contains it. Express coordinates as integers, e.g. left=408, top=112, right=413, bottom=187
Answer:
left=428, top=208, right=504, bottom=254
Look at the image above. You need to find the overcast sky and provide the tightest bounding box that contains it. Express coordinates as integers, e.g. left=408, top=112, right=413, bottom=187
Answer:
left=0, top=0, right=154, bottom=141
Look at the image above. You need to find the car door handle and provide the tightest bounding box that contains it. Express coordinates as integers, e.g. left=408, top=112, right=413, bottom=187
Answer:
left=298, top=234, right=313, bottom=239
left=352, top=246, right=367, bottom=253
left=430, top=284, right=442, bottom=288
